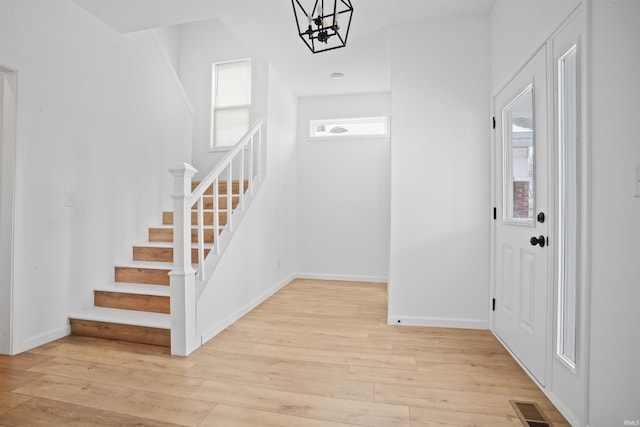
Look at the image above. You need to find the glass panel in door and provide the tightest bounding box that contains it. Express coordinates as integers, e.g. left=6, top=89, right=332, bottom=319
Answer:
left=503, top=85, right=535, bottom=224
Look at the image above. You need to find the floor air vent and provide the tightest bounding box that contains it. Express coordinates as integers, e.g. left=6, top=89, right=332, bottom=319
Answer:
left=509, top=400, right=553, bottom=427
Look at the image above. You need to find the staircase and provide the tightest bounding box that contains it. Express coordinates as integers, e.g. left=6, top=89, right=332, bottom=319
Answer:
left=68, top=180, right=246, bottom=347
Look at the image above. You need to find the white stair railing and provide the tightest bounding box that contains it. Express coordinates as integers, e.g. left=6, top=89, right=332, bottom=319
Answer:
left=169, top=119, right=264, bottom=356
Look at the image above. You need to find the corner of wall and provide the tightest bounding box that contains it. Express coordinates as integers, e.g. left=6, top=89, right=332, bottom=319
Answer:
left=151, top=31, right=194, bottom=116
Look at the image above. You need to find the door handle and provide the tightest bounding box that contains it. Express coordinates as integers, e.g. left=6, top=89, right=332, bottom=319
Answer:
left=530, top=235, right=546, bottom=248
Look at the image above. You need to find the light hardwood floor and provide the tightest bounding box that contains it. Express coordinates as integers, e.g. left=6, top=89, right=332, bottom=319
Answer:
left=0, top=279, right=569, bottom=426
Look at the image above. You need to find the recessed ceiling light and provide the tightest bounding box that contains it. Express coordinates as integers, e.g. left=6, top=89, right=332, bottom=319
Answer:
left=330, top=72, right=345, bottom=80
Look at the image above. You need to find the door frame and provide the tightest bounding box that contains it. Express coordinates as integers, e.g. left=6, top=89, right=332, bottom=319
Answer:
left=0, top=64, right=19, bottom=356
left=489, top=4, right=590, bottom=426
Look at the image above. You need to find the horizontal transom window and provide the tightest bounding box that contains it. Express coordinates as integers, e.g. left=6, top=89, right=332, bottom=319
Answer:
left=309, top=117, right=389, bottom=138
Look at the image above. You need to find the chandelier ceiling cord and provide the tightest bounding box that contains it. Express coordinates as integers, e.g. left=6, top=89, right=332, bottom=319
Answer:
left=291, top=0, right=354, bottom=54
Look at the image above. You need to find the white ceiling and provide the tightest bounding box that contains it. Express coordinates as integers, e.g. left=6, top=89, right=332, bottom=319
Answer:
left=74, top=0, right=495, bottom=96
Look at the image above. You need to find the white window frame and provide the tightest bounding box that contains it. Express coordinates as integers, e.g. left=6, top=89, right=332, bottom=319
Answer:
left=308, top=116, right=390, bottom=140
left=209, top=58, right=251, bottom=152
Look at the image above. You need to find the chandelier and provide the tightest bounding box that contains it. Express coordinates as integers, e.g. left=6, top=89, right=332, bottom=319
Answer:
left=291, top=0, right=354, bottom=54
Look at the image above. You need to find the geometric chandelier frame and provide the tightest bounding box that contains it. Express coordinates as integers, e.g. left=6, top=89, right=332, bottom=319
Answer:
left=291, top=0, right=354, bottom=53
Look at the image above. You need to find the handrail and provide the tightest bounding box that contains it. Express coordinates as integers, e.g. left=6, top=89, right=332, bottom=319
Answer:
left=190, top=119, right=264, bottom=203
left=168, top=119, right=265, bottom=356
left=179, top=118, right=264, bottom=283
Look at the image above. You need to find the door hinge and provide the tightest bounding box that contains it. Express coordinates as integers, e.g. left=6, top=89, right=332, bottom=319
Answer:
left=493, top=207, right=497, bottom=220
left=492, top=298, right=496, bottom=311
left=492, top=116, right=496, bottom=130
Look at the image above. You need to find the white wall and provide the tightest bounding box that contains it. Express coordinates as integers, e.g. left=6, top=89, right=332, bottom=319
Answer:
left=588, top=1, right=640, bottom=425
left=197, top=64, right=297, bottom=342
left=388, top=14, right=491, bottom=329
left=490, top=0, right=580, bottom=88
left=0, top=0, right=193, bottom=353
left=177, top=18, right=268, bottom=177
left=153, top=25, right=181, bottom=71
left=296, top=93, right=390, bottom=282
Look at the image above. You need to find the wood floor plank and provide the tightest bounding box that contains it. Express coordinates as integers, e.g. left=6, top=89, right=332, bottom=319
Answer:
left=184, top=350, right=373, bottom=402
left=409, top=405, right=522, bottom=427
left=193, top=336, right=257, bottom=355
left=348, top=364, right=546, bottom=397
left=191, top=379, right=411, bottom=427
left=415, top=359, right=531, bottom=379
left=185, top=349, right=350, bottom=377
left=412, top=348, right=517, bottom=366
left=37, top=343, right=195, bottom=375
left=374, top=382, right=561, bottom=420
left=0, top=397, right=183, bottom=427
left=214, top=328, right=393, bottom=354
left=199, top=404, right=358, bottom=427
left=0, top=392, right=30, bottom=416
left=28, top=357, right=205, bottom=398
left=11, top=375, right=213, bottom=426
left=229, top=318, right=371, bottom=339
left=0, top=368, right=44, bottom=392
left=0, top=353, right=53, bottom=371
left=250, top=343, right=417, bottom=370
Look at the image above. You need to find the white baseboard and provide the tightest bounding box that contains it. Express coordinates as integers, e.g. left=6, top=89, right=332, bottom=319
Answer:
left=296, top=272, right=387, bottom=283
left=542, top=389, right=580, bottom=427
left=198, top=273, right=296, bottom=345
left=16, top=324, right=70, bottom=354
left=387, top=315, right=489, bottom=330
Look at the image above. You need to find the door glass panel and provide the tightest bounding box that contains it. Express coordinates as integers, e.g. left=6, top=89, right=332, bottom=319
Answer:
left=502, top=84, right=535, bottom=224
left=557, top=45, right=578, bottom=368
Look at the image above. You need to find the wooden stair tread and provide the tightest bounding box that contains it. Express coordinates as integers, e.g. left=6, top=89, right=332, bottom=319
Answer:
left=132, top=242, right=214, bottom=249
left=164, top=209, right=230, bottom=213
left=115, top=261, right=173, bottom=269
left=115, top=261, right=196, bottom=270
left=69, top=307, right=170, bottom=329
left=94, top=283, right=170, bottom=297
left=150, top=225, right=224, bottom=230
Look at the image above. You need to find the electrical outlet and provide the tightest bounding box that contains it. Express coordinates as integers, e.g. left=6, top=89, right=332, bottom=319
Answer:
left=65, top=192, right=76, bottom=207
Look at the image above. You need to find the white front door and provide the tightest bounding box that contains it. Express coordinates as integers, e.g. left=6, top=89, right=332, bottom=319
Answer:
left=493, top=47, right=549, bottom=385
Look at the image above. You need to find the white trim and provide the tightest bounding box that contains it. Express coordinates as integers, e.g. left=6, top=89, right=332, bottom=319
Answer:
left=0, top=63, right=23, bottom=356
left=207, top=146, right=232, bottom=153
left=16, top=325, right=70, bottom=354
left=209, top=58, right=252, bottom=151
left=306, top=135, right=391, bottom=143
left=387, top=315, right=489, bottom=330
left=198, top=273, right=295, bottom=346
left=296, top=272, right=387, bottom=283
left=309, top=116, right=390, bottom=139
left=151, top=32, right=194, bottom=116
left=0, top=65, right=18, bottom=355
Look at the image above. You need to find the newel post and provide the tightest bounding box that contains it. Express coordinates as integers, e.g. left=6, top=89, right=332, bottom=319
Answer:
left=168, top=163, right=198, bottom=356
